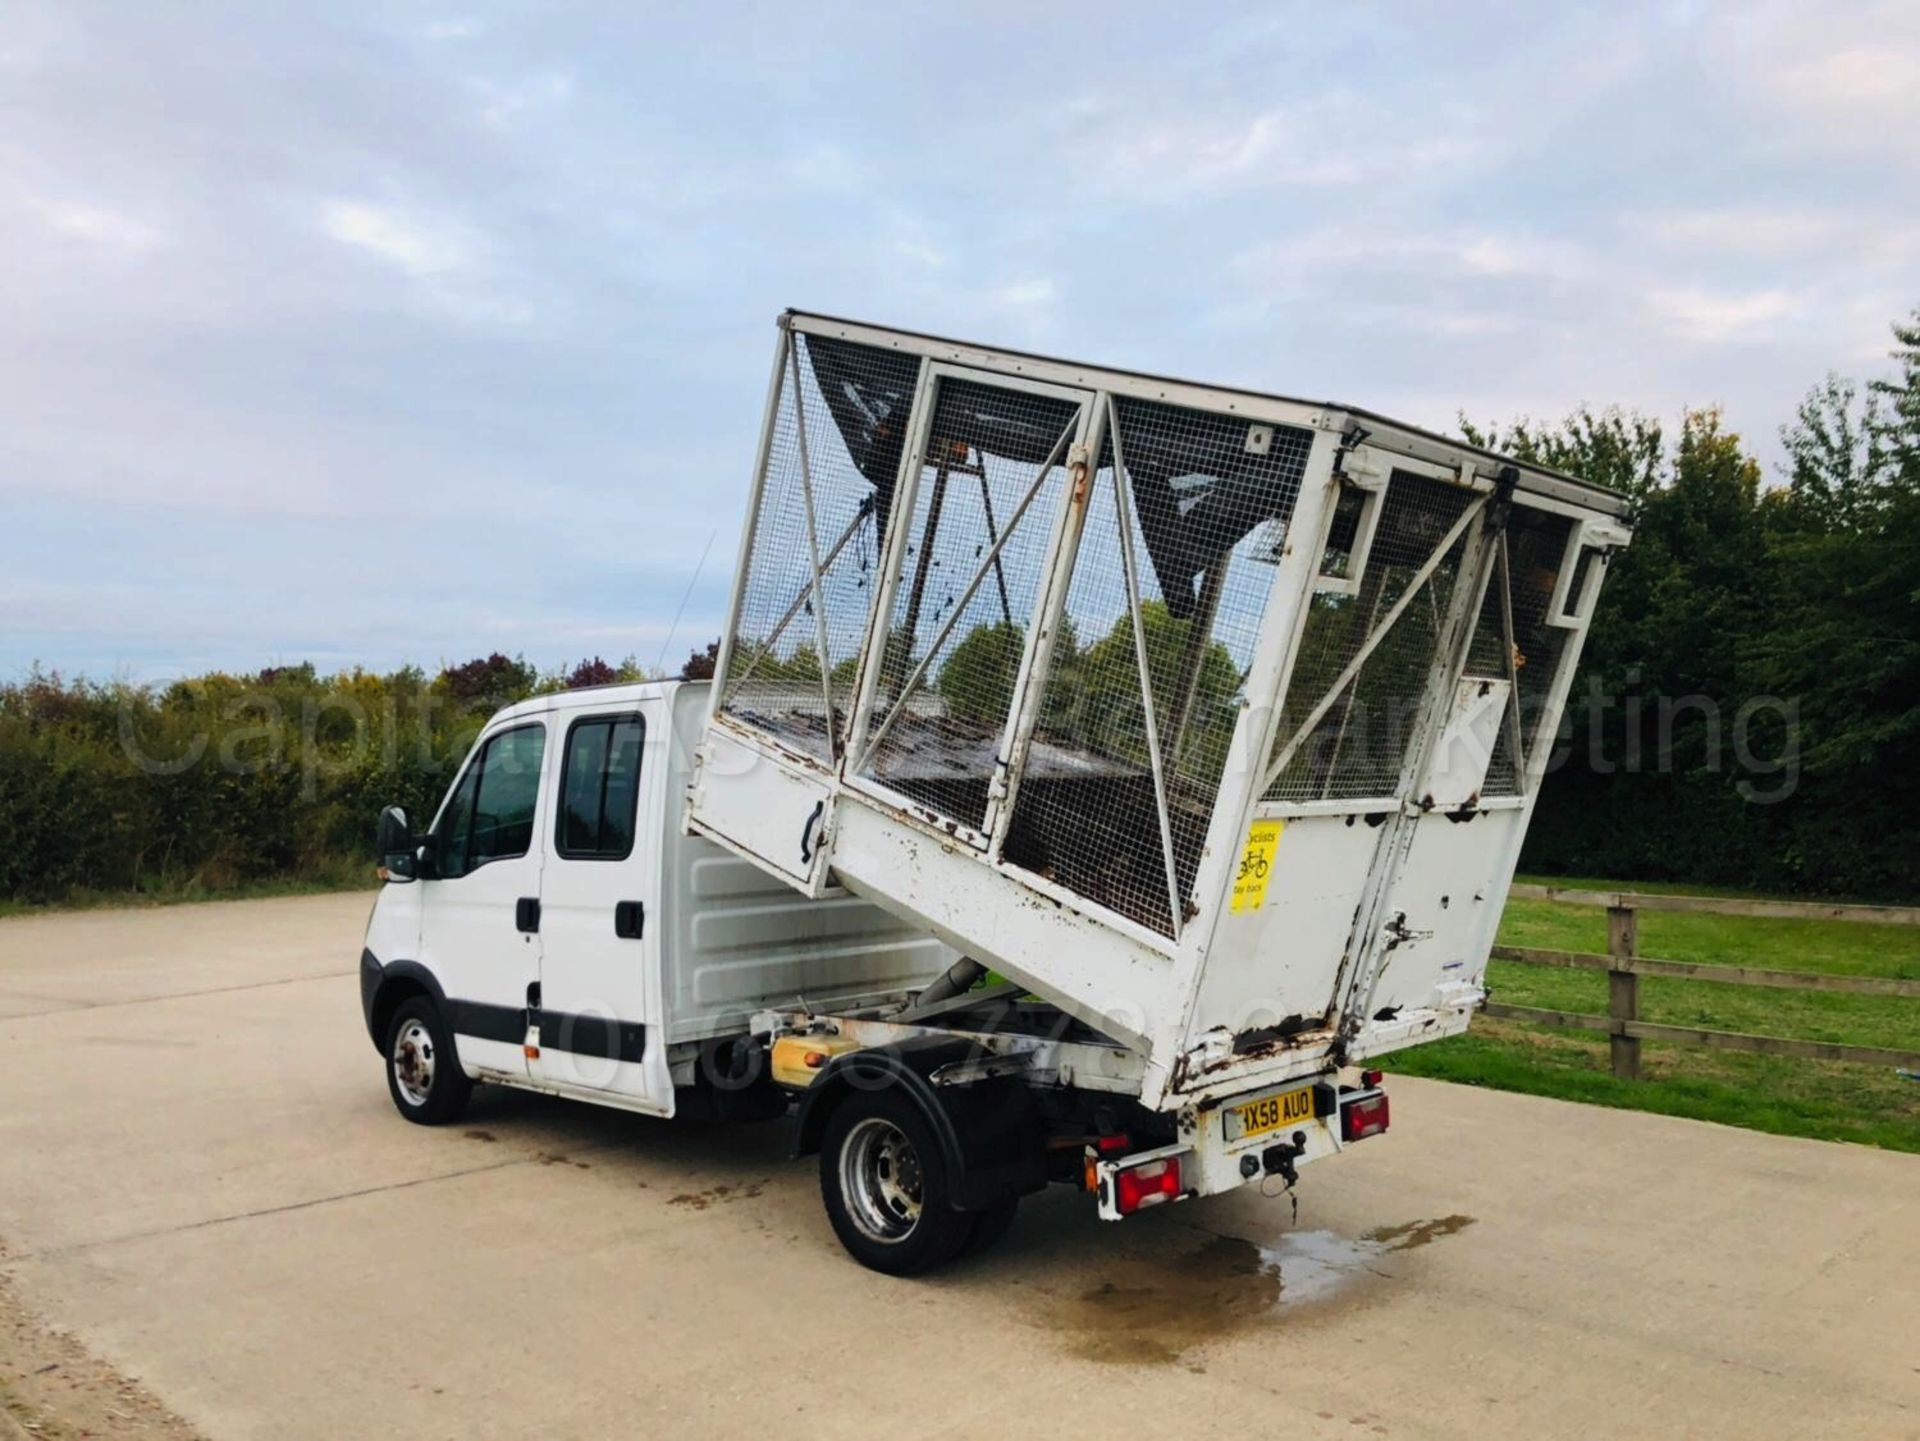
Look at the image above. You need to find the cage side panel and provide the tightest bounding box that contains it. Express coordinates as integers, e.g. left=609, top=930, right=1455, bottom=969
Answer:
left=1003, top=399, right=1315, bottom=935
left=1264, top=472, right=1478, bottom=803
left=854, top=378, right=1084, bottom=833
left=718, top=333, right=919, bottom=764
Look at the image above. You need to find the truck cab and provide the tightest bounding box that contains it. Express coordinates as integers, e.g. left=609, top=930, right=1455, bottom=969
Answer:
left=360, top=680, right=950, bottom=1121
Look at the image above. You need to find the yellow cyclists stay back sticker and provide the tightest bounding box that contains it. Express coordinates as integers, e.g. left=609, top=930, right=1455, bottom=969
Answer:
left=1230, top=819, right=1285, bottom=913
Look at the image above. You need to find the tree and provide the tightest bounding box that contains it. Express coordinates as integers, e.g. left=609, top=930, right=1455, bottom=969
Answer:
left=1776, top=374, right=1891, bottom=532
left=564, top=657, right=618, bottom=689
left=938, top=622, right=1024, bottom=725
left=437, top=653, right=537, bottom=709
left=680, top=640, right=720, bottom=681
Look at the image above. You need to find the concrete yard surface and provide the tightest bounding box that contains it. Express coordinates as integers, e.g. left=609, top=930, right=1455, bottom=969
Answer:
left=0, top=892, right=1915, bottom=1439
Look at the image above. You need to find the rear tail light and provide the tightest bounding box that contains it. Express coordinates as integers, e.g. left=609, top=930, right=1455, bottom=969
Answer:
left=1112, top=1154, right=1185, bottom=1215
left=1341, top=1091, right=1390, bottom=1142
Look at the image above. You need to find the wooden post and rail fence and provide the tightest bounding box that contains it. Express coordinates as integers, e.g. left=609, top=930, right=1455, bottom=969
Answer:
left=1484, top=886, right=1920, bottom=1079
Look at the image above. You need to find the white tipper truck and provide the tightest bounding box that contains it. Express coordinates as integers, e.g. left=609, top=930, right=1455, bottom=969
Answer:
left=360, top=311, right=1631, bottom=1273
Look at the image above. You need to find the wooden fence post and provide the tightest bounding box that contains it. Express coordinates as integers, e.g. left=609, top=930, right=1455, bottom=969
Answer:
left=1608, top=904, right=1641, bottom=1079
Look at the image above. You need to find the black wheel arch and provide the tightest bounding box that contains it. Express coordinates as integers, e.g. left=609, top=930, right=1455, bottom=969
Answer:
left=793, top=1036, right=1046, bottom=1210
left=361, top=950, right=449, bottom=1053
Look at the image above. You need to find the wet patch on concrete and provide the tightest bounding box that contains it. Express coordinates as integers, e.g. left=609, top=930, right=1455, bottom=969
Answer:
left=462, top=1130, right=497, bottom=1143
left=1040, top=1216, right=1476, bottom=1364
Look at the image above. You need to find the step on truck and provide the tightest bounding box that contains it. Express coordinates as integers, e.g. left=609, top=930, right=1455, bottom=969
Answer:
left=360, top=311, right=1631, bottom=1273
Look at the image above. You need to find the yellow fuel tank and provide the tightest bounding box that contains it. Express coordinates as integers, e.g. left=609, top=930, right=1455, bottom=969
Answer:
left=770, top=1032, right=863, bottom=1089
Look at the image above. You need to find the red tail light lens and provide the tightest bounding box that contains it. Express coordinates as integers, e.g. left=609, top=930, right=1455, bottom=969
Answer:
left=1342, top=1091, right=1390, bottom=1142
left=1112, top=1154, right=1184, bottom=1215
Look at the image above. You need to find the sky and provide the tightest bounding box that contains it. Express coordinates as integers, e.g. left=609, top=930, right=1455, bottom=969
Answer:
left=3, top=1, right=1916, bottom=681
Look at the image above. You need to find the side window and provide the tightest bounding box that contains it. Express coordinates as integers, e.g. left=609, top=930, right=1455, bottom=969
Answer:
left=557, top=714, right=645, bottom=860
left=433, top=761, right=481, bottom=879
left=436, top=723, right=546, bottom=879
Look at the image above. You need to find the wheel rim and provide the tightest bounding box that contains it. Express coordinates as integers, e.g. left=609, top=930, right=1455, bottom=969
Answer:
left=392, top=1019, right=436, bottom=1107
left=839, top=1117, right=924, bottom=1244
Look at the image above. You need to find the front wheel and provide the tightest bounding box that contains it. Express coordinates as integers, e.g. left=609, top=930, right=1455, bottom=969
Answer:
left=819, top=1089, right=973, bottom=1275
left=385, top=997, right=473, bottom=1125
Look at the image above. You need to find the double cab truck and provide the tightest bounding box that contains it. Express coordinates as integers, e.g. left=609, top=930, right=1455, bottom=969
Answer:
left=360, top=312, right=1630, bottom=1273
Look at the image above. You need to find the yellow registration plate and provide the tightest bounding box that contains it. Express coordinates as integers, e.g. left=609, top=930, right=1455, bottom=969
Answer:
left=1224, top=1085, right=1316, bottom=1142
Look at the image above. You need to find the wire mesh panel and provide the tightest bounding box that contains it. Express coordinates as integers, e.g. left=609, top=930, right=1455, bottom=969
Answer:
left=855, top=376, right=1087, bottom=832
left=1265, top=472, right=1480, bottom=803
left=1003, top=398, right=1315, bottom=936
left=720, top=333, right=920, bottom=765
left=1461, top=506, right=1576, bottom=795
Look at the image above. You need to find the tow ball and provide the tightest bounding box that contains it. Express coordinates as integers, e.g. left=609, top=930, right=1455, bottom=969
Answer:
left=1240, top=1130, right=1308, bottom=1186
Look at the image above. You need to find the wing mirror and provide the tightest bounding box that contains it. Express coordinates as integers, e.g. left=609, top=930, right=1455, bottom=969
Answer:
left=378, top=805, right=420, bottom=882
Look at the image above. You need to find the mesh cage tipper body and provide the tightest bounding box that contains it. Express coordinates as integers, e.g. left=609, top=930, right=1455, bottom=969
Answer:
left=688, top=313, right=1631, bottom=1107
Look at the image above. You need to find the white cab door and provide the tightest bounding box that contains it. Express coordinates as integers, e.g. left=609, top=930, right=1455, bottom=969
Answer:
left=417, top=713, right=551, bottom=1076
left=531, top=700, right=669, bottom=1108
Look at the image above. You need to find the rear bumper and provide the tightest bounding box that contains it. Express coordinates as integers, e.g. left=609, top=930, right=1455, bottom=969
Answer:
left=1096, top=1074, right=1385, bottom=1219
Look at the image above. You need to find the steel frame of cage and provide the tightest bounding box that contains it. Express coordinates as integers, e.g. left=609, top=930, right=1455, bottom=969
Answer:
left=699, top=311, right=1629, bottom=1101
left=713, top=316, right=1349, bottom=954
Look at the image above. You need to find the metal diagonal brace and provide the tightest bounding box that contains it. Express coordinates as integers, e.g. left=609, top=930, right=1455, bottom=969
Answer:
left=724, top=501, right=872, bottom=695
left=854, top=412, right=1082, bottom=773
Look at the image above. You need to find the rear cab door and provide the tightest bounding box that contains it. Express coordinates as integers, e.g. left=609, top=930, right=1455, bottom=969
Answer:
left=530, top=692, right=671, bottom=1110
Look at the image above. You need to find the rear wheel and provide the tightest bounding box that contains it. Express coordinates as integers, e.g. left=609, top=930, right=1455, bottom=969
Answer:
left=819, top=1090, right=973, bottom=1275
left=385, top=997, right=473, bottom=1125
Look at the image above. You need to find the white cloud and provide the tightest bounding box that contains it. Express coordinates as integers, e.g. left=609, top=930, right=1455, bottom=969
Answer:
left=1638, top=207, right=1844, bottom=256
left=317, top=199, right=536, bottom=328
left=989, top=277, right=1056, bottom=311
left=1646, top=287, right=1799, bottom=343
left=28, top=196, right=161, bottom=253
left=788, top=142, right=865, bottom=196
left=322, top=199, right=467, bottom=275
left=1785, top=44, right=1920, bottom=111
left=1234, top=227, right=1590, bottom=291
left=469, top=69, right=573, bottom=131
left=1055, top=89, right=1495, bottom=204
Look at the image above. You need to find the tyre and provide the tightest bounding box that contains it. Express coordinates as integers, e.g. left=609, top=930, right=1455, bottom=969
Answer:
left=819, top=1088, right=974, bottom=1275
left=960, top=1197, right=1019, bottom=1258
left=385, top=997, right=473, bottom=1125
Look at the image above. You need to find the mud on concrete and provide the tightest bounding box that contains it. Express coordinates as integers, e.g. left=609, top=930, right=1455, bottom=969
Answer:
left=0, top=1244, right=201, bottom=1441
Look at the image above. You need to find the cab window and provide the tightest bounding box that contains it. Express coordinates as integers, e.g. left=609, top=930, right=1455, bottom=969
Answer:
left=556, top=713, right=644, bottom=860
left=434, top=723, right=546, bottom=879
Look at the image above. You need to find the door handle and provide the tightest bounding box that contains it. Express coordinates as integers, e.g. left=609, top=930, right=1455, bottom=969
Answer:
left=614, top=900, right=645, bottom=939
left=800, top=800, right=825, bottom=865
left=515, top=897, right=541, bottom=934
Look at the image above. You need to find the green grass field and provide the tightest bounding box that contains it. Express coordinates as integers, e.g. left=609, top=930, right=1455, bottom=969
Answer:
left=1387, top=875, right=1920, bottom=1153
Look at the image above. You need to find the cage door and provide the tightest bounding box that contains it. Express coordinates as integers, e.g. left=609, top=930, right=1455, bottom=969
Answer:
left=846, top=368, right=1094, bottom=844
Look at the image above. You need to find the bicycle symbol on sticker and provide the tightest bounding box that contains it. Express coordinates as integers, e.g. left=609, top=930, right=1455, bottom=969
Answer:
left=1230, top=820, right=1285, bottom=914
